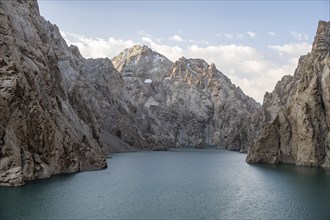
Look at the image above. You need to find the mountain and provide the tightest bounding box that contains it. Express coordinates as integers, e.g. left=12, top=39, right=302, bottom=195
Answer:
left=112, top=45, right=173, bottom=82
left=0, top=0, right=259, bottom=186
left=112, top=47, right=260, bottom=150
left=245, top=21, right=330, bottom=167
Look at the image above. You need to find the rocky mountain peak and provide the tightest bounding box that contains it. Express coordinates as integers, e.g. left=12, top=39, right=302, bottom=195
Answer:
left=70, top=44, right=84, bottom=60
left=112, top=45, right=173, bottom=82
left=170, top=57, right=225, bottom=89
left=312, top=20, right=330, bottom=54
left=210, top=63, right=217, bottom=71
left=122, top=45, right=151, bottom=59
left=112, top=44, right=163, bottom=70
left=176, top=57, right=209, bottom=72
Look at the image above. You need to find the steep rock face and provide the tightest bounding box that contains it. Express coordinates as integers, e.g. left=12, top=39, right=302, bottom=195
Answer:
left=43, top=17, right=142, bottom=153
left=246, top=21, right=330, bottom=167
left=171, top=58, right=259, bottom=149
left=0, top=0, right=106, bottom=186
left=237, top=75, right=297, bottom=152
left=112, top=49, right=260, bottom=149
left=112, top=45, right=173, bottom=82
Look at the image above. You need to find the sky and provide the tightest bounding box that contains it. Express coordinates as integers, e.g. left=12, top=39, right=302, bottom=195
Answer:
left=38, top=0, right=329, bottom=103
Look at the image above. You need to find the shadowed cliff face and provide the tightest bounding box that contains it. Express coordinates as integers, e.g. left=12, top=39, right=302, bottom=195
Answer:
left=0, top=0, right=107, bottom=186
left=246, top=21, right=330, bottom=167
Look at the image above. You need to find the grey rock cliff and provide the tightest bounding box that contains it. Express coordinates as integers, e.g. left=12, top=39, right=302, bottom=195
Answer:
left=246, top=21, right=330, bottom=167
left=112, top=45, right=173, bottom=82
left=112, top=47, right=260, bottom=149
left=0, top=0, right=106, bottom=186
left=42, top=14, right=141, bottom=153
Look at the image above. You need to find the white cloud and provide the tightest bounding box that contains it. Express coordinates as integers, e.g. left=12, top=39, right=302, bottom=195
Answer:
left=138, top=30, right=151, bottom=37
left=63, top=33, right=136, bottom=58
left=188, top=44, right=261, bottom=68
left=188, top=39, right=211, bottom=45
left=216, top=33, right=245, bottom=39
left=141, top=36, right=153, bottom=44
left=290, top=31, right=309, bottom=41
left=141, top=36, right=184, bottom=61
left=187, top=44, right=271, bottom=102
left=169, top=34, right=183, bottom=42
left=224, top=33, right=233, bottom=39
left=217, top=32, right=259, bottom=39
left=268, top=42, right=311, bottom=57
left=139, top=32, right=184, bottom=60
left=62, top=31, right=184, bottom=62
left=187, top=43, right=310, bottom=103
left=247, top=31, right=256, bottom=38
left=267, top=31, right=276, bottom=36
left=216, top=33, right=233, bottom=38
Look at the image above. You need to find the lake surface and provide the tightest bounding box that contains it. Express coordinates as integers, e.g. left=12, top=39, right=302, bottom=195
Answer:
left=1, top=148, right=329, bottom=219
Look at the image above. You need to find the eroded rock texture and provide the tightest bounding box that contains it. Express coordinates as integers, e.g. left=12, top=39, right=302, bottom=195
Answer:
left=112, top=46, right=260, bottom=149
left=246, top=21, right=330, bottom=167
left=0, top=0, right=107, bottom=186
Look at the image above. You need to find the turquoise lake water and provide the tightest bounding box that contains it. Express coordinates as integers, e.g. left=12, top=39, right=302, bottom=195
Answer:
left=1, top=148, right=329, bottom=219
